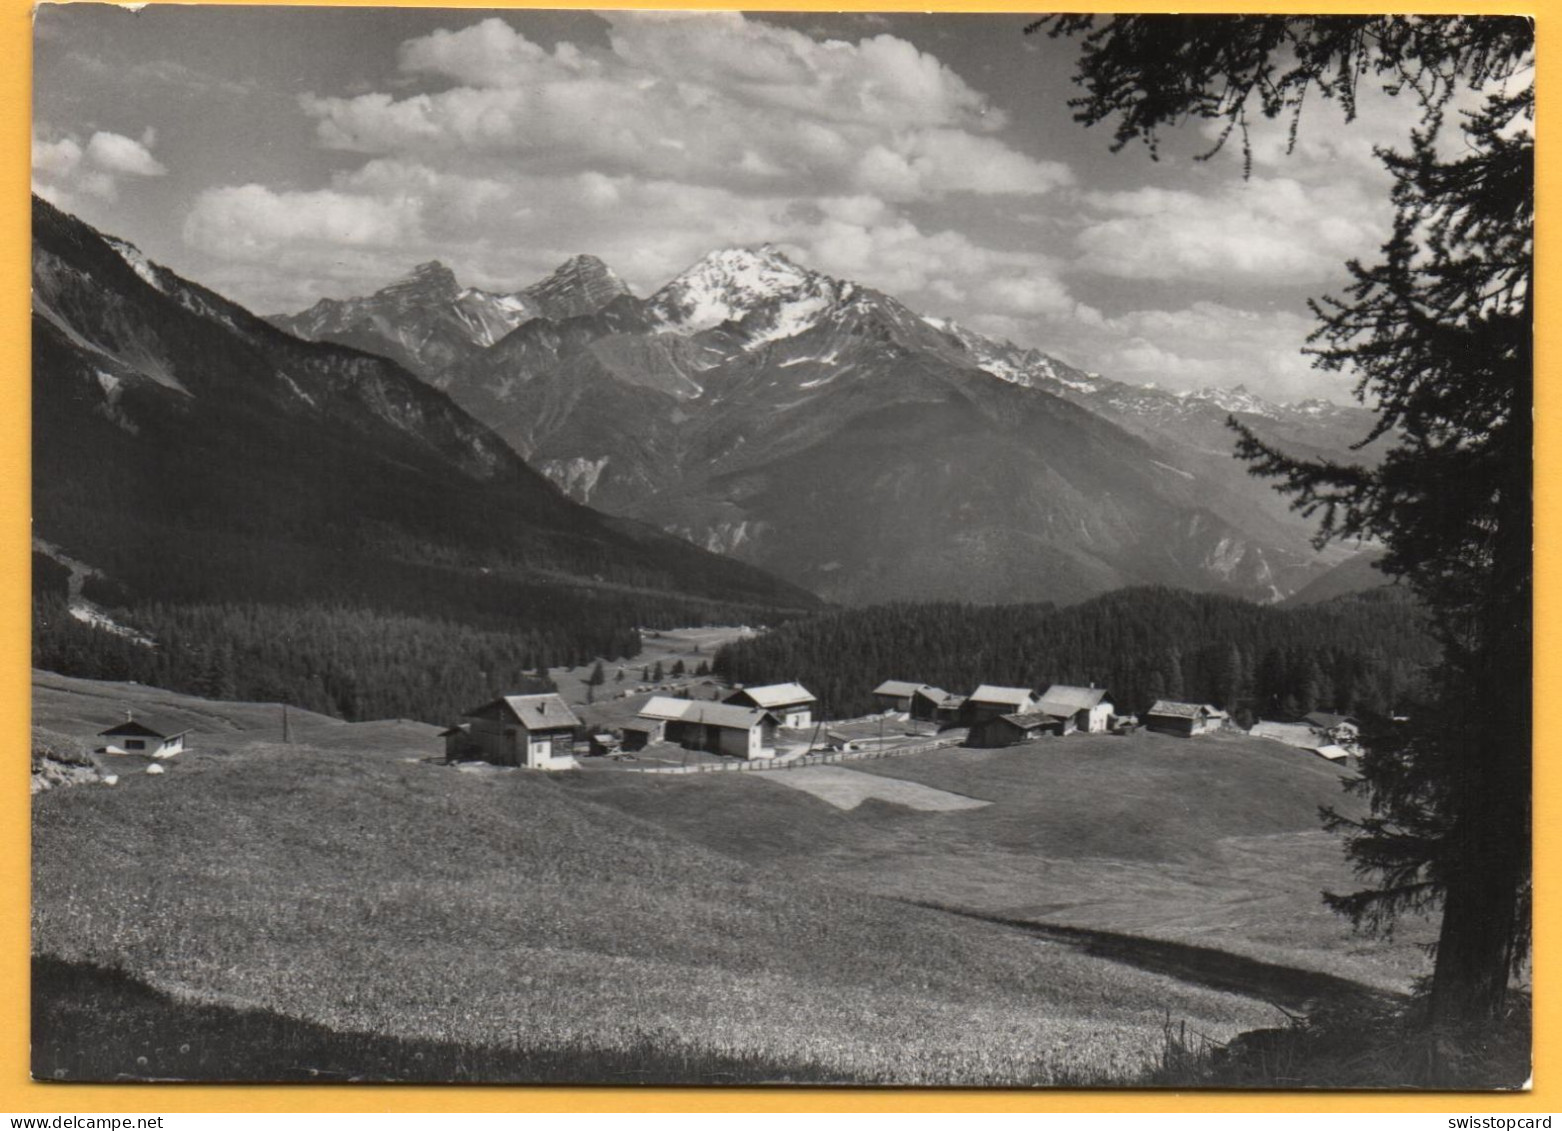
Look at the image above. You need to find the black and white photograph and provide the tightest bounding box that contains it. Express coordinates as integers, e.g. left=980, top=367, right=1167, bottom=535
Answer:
left=29, top=6, right=1532, bottom=1090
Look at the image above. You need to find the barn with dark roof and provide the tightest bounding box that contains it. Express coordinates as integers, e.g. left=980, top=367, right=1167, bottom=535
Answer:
left=1145, top=700, right=1228, bottom=738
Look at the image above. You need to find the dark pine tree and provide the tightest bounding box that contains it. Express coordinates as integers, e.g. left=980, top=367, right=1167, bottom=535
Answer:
left=1036, top=13, right=1532, bottom=1035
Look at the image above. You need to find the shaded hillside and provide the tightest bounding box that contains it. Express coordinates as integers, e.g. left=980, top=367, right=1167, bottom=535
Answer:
left=714, top=587, right=1435, bottom=719
left=32, top=197, right=819, bottom=721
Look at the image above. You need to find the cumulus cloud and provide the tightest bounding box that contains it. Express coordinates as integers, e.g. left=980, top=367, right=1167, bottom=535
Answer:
left=1029, top=300, right=1355, bottom=403
left=1075, top=176, right=1387, bottom=285
left=183, top=157, right=1087, bottom=327
left=299, top=13, right=1069, bottom=202
left=33, top=126, right=167, bottom=208
left=85, top=130, right=167, bottom=177
left=183, top=184, right=421, bottom=259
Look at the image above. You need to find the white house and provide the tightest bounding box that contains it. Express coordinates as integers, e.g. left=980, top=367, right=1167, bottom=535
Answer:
left=96, top=714, right=186, bottom=758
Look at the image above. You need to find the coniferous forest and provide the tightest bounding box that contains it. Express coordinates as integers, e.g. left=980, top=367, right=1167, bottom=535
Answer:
left=713, top=587, right=1436, bottom=723
left=32, top=545, right=792, bottom=724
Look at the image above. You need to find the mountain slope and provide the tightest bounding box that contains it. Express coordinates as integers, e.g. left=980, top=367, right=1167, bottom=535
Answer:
left=419, top=246, right=1369, bottom=605
left=32, top=197, right=820, bottom=718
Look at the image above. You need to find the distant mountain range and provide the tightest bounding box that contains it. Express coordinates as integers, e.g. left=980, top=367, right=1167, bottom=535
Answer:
left=274, top=245, right=1388, bottom=606
left=32, top=197, right=820, bottom=631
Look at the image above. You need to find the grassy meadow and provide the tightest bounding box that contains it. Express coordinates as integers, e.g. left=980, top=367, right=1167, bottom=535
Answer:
left=31, top=673, right=1434, bottom=1086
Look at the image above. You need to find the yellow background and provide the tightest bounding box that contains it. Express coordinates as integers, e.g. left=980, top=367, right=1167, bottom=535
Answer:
left=0, top=0, right=1550, bottom=1114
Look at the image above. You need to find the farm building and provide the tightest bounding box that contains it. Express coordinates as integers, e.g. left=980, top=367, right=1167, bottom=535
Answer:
left=723, top=682, right=816, bottom=728
left=1037, top=685, right=1114, bottom=734
left=1250, top=720, right=1326, bottom=749
left=640, top=696, right=780, bottom=759
left=588, top=733, right=621, bottom=757
left=1250, top=720, right=1358, bottom=762
left=871, top=681, right=955, bottom=721
left=966, top=685, right=1039, bottom=723
left=913, top=686, right=956, bottom=721
left=445, top=693, right=581, bottom=769
left=968, top=712, right=1069, bottom=748
left=933, top=693, right=968, bottom=725
left=1303, top=712, right=1360, bottom=743
left=1145, top=700, right=1229, bottom=737
left=873, top=680, right=928, bottom=713
left=438, top=722, right=471, bottom=759
left=96, top=715, right=186, bottom=758
left=620, top=718, right=665, bottom=751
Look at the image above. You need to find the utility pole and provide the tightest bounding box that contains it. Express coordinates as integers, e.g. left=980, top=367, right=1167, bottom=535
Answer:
left=282, top=703, right=292, bottom=745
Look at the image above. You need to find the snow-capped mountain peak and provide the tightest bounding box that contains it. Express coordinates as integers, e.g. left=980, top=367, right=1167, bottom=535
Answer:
left=1179, top=383, right=1282, bottom=418
left=648, top=245, right=842, bottom=336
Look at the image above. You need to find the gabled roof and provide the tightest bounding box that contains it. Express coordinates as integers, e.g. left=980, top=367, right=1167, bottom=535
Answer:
left=913, top=685, right=952, bottom=702
left=1037, top=685, right=1111, bottom=714
left=464, top=694, right=580, bottom=731
left=98, top=717, right=186, bottom=740
left=1147, top=700, right=1209, bottom=720
left=969, top=685, right=1036, bottom=709
left=641, top=697, right=777, bottom=731
left=438, top=723, right=471, bottom=737
left=726, top=682, right=816, bottom=708
left=998, top=711, right=1059, bottom=730
left=874, top=680, right=930, bottom=699
left=639, top=696, right=701, bottom=722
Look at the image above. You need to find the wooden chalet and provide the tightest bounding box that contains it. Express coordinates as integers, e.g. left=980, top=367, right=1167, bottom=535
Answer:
left=96, top=714, right=187, bottom=758
left=446, top=693, right=581, bottom=769
left=722, top=682, right=816, bottom=728
left=968, top=711, right=1068, bottom=748
left=641, top=696, right=780, bottom=759
left=1037, top=685, right=1114, bottom=734
left=871, top=681, right=954, bottom=722
left=965, top=685, right=1039, bottom=723
left=1145, top=700, right=1228, bottom=737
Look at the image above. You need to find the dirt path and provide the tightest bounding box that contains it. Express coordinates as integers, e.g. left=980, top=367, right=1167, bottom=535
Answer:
left=915, top=902, right=1404, bottom=1014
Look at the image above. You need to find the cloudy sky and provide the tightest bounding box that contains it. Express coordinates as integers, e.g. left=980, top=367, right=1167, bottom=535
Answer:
left=34, top=6, right=1442, bottom=401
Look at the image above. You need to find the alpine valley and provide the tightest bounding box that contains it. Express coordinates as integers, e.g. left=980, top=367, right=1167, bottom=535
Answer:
left=31, top=196, right=821, bottom=722
left=275, top=244, right=1387, bottom=607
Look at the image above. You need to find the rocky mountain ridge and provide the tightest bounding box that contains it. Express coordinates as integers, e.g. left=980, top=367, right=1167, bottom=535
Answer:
left=368, top=243, right=1383, bottom=606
